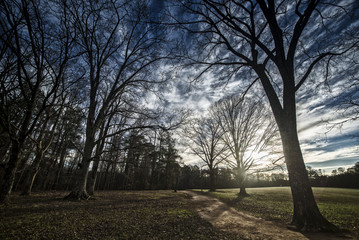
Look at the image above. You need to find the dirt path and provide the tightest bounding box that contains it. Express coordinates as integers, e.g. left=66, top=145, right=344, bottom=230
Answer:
left=183, top=191, right=355, bottom=240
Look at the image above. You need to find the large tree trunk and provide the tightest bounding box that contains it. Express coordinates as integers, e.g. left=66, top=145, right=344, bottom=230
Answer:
left=87, top=157, right=100, bottom=195
left=209, top=168, right=216, bottom=192
left=64, top=136, right=94, bottom=200
left=0, top=139, right=23, bottom=204
left=278, top=113, right=336, bottom=231
left=238, top=174, right=248, bottom=197
left=64, top=158, right=91, bottom=200
left=257, top=65, right=336, bottom=231
left=65, top=92, right=98, bottom=200
left=87, top=116, right=111, bottom=195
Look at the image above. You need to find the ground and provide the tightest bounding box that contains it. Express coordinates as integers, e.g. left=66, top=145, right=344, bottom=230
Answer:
left=0, top=190, right=238, bottom=239
left=0, top=189, right=357, bottom=239
left=184, top=190, right=356, bottom=240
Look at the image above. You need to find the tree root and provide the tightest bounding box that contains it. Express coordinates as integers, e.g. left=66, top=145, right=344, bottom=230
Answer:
left=63, top=190, right=90, bottom=201
left=289, top=217, right=339, bottom=233
left=237, top=192, right=250, bottom=198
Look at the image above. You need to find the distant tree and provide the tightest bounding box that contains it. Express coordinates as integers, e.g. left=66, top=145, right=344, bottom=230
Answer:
left=216, top=167, right=234, bottom=188
left=355, top=162, right=359, bottom=172
left=346, top=162, right=359, bottom=174
left=158, top=131, right=182, bottom=190
left=184, top=117, right=227, bottom=192
left=179, top=164, right=202, bottom=189
left=306, top=166, right=318, bottom=179
left=338, top=167, right=345, bottom=174
left=123, top=132, right=147, bottom=190
left=212, top=95, right=278, bottom=196
left=271, top=173, right=286, bottom=182
left=0, top=127, right=10, bottom=165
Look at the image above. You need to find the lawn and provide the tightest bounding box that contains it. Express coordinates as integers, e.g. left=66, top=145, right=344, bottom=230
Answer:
left=195, top=187, right=359, bottom=237
left=0, top=190, right=237, bottom=240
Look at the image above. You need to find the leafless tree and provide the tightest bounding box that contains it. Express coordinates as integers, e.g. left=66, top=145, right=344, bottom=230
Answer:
left=172, top=0, right=358, bottom=231
left=212, top=95, right=278, bottom=196
left=63, top=0, right=170, bottom=200
left=184, top=117, right=228, bottom=191
left=0, top=0, right=75, bottom=203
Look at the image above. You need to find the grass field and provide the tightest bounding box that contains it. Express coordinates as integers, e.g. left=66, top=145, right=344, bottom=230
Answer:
left=195, top=187, right=359, bottom=237
left=0, top=191, right=237, bottom=240
left=1, top=188, right=357, bottom=239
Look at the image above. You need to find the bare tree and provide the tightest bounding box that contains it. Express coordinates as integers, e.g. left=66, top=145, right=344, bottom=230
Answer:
left=0, top=0, right=74, bottom=203
left=64, top=0, right=169, bottom=200
left=172, top=0, right=358, bottom=231
left=212, top=95, right=278, bottom=196
left=184, top=117, right=227, bottom=191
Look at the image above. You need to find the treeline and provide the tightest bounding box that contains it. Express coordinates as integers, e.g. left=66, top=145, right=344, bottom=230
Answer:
left=2, top=120, right=358, bottom=195
left=179, top=167, right=290, bottom=190
left=179, top=163, right=359, bottom=190
left=1, top=129, right=184, bottom=193
left=306, top=164, right=359, bottom=189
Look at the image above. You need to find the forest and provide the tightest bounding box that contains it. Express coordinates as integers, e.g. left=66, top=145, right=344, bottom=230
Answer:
left=1, top=0, right=359, bottom=236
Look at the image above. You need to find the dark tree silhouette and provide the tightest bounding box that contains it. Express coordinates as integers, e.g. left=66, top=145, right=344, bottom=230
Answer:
left=64, top=0, right=168, bottom=200
left=0, top=0, right=74, bottom=203
left=172, top=0, right=358, bottom=231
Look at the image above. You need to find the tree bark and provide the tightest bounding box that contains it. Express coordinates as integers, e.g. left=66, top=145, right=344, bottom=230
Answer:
left=278, top=116, right=336, bottom=231
left=64, top=158, right=91, bottom=200
left=256, top=65, right=336, bottom=231
left=87, top=157, right=100, bottom=195
left=238, top=175, right=248, bottom=197
left=209, top=168, right=216, bottom=192
left=64, top=135, right=94, bottom=200
left=87, top=117, right=111, bottom=195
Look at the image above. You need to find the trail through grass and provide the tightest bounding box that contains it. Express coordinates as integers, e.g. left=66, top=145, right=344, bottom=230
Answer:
left=195, top=187, right=359, bottom=237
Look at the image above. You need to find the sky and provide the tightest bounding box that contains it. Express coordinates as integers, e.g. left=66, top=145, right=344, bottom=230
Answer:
left=296, top=84, right=359, bottom=173
left=163, top=71, right=359, bottom=174
left=149, top=0, right=359, bottom=174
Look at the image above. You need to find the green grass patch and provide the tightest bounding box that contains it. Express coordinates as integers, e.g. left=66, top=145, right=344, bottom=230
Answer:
left=0, top=190, right=236, bottom=240
left=195, top=187, right=359, bottom=236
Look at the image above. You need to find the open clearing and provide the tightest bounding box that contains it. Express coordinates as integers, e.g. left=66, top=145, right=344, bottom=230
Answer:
left=0, top=187, right=357, bottom=239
